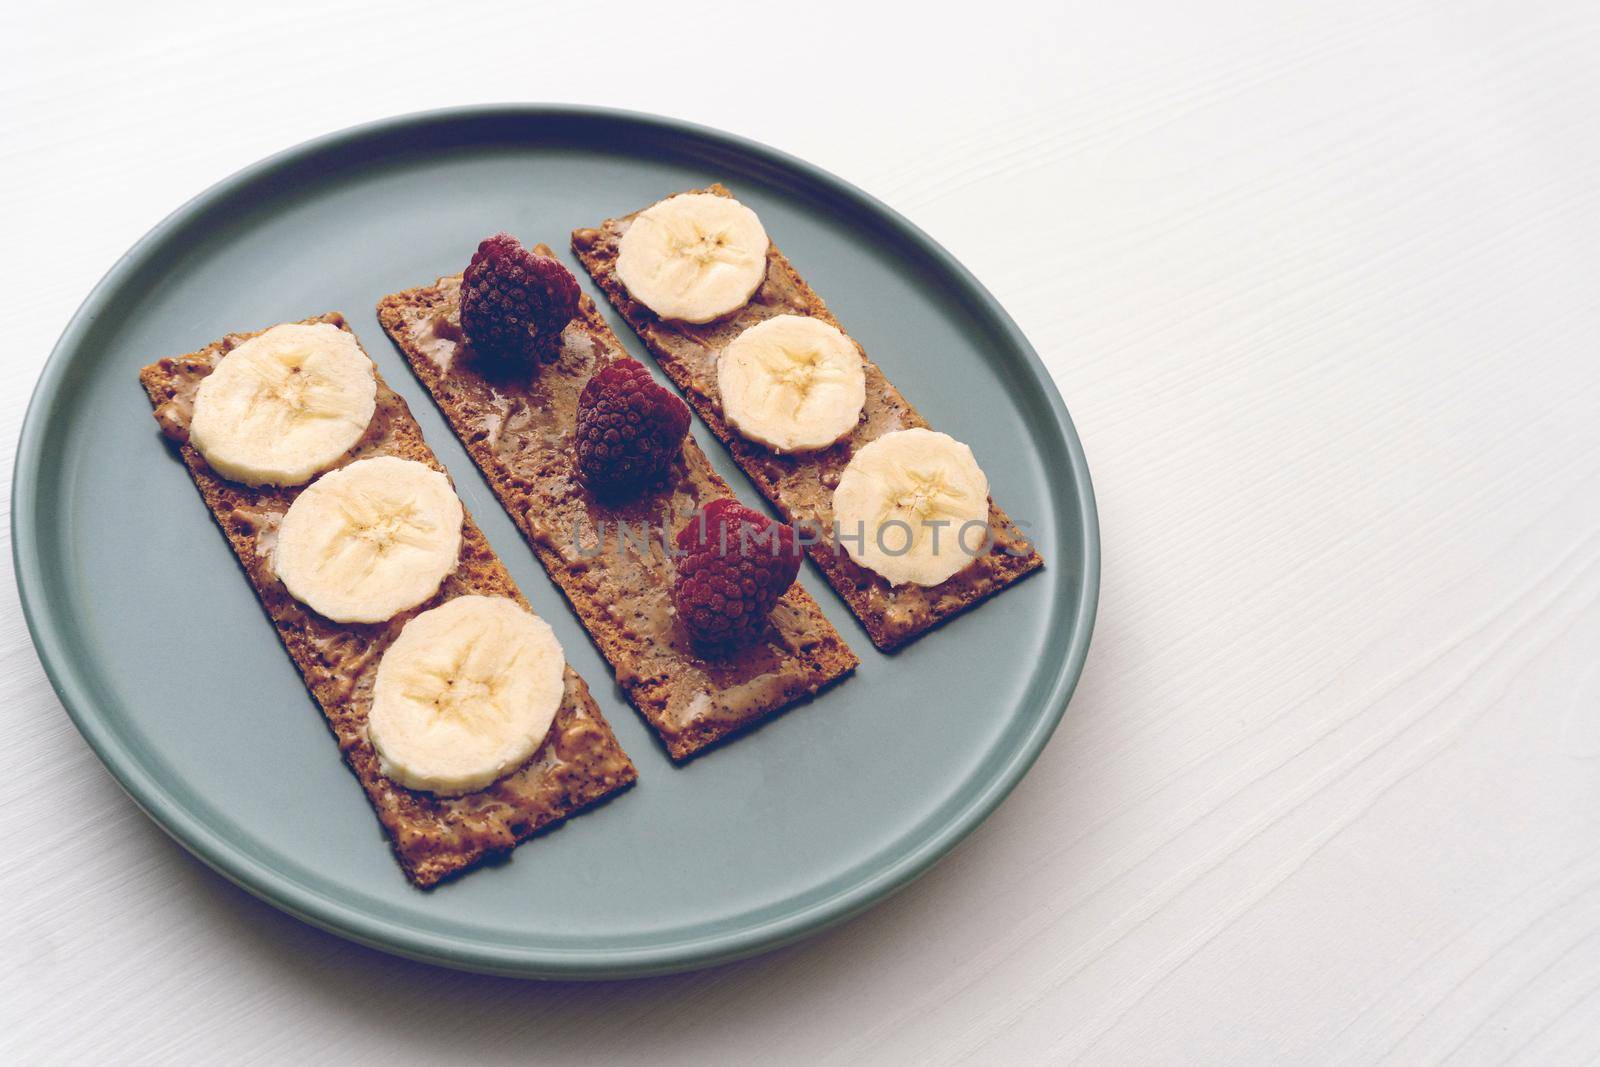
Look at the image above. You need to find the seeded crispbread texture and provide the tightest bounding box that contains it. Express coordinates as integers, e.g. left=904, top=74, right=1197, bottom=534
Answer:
left=139, top=313, right=636, bottom=887
left=572, top=185, right=1044, bottom=651
left=377, top=268, right=858, bottom=761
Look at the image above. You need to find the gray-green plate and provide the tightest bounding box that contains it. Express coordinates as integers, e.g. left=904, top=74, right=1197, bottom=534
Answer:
left=13, top=106, right=1098, bottom=978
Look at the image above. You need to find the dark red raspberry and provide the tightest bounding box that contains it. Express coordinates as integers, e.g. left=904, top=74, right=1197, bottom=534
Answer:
left=574, top=359, right=691, bottom=496
left=673, top=499, right=802, bottom=649
left=460, top=233, right=579, bottom=364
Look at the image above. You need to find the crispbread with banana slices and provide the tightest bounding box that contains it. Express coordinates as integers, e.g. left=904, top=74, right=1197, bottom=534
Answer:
left=572, top=185, right=1044, bottom=651
left=140, top=313, right=636, bottom=887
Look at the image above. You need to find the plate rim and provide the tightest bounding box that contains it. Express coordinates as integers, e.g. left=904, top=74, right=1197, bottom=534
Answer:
left=12, top=103, right=1100, bottom=978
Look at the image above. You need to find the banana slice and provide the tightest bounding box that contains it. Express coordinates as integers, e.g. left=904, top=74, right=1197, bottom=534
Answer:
left=832, top=428, right=991, bottom=587
left=717, top=315, right=866, bottom=453
left=274, top=457, right=463, bottom=624
left=615, top=193, right=769, bottom=323
left=189, top=322, right=377, bottom=487
left=369, top=596, right=566, bottom=796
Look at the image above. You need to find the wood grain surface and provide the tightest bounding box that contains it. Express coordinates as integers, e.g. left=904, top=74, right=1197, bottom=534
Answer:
left=4, top=0, right=1599, bottom=1062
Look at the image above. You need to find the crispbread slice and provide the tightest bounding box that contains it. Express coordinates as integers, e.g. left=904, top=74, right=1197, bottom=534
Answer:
left=572, top=186, right=1044, bottom=651
left=140, top=313, right=636, bottom=887
left=376, top=259, right=858, bottom=761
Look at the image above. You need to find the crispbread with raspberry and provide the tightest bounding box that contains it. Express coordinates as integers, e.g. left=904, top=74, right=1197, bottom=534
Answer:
left=376, top=254, right=858, bottom=761
left=572, top=185, right=1044, bottom=651
left=139, top=313, right=637, bottom=887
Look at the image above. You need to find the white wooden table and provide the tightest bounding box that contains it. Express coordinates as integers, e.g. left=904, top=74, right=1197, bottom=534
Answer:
left=5, top=1, right=1599, bottom=1061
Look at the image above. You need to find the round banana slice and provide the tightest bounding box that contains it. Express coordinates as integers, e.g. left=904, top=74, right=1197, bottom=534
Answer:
left=274, top=457, right=463, bottom=624
left=832, top=428, right=991, bottom=587
left=189, top=323, right=377, bottom=487
left=369, top=596, right=566, bottom=796
left=615, top=193, right=769, bottom=323
left=718, top=315, right=866, bottom=453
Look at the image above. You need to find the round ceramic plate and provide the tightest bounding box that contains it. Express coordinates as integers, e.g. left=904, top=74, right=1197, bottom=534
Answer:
left=14, top=106, right=1098, bottom=978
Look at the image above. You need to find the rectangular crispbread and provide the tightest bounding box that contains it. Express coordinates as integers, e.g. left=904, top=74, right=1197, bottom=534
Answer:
left=377, top=259, right=859, bottom=761
left=140, top=313, right=637, bottom=887
left=572, top=186, right=1044, bottom=651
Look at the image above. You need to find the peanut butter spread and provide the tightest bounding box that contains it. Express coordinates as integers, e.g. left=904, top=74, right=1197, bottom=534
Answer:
left=141, top=313, right=636, bottom=887
left=377, top=271, right=859, bottom=761
left=573, top=186, right=1044, bottom=650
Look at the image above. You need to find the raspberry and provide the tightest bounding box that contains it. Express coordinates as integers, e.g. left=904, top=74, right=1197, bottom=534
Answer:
left=673, top=499, right=802, bottom=649
left=460, top=233, right=579, bottom=364
left=574, top=359, right=691, bottom=496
